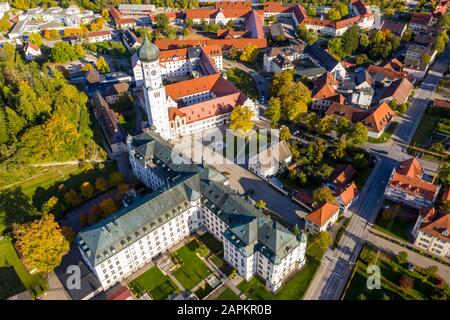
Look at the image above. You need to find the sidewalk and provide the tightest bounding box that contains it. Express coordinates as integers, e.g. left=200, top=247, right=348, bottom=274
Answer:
left=368, top=231, right=450, bottom=283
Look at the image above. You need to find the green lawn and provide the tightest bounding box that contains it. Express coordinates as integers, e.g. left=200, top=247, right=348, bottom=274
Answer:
left=216, top=288, right=242, bottom=300
left=198, top=233, right=223, bottom=256
left=173, top=241, right=212, bottom=290
left=343, top=245, right=447, bottom=300
left=306, top=242, right=326, bottom=262
left=373, top=209, right=411, bottom=242
left=238, top=259, right=319, bottom=300
left=194, top=282, right=214, bottom=299
left=0, top=161, right=117, bottom=234
left=410, top=114, right=440, bottom=148
left=128, top=266, right=178, bottom=300
left=225, top=68, right=258, bottom=101
left=0, top=239, right=47, bottom=299
left=368, top=121, right=399, bottom=144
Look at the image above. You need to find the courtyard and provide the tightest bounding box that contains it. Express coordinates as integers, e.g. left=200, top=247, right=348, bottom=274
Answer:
left=128, top=266, right=178, bottom=300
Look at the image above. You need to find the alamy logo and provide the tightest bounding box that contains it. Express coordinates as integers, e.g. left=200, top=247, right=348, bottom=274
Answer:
left=366, top=265, right=381, bottom=290
left=66, top=265, right=81, bottom=290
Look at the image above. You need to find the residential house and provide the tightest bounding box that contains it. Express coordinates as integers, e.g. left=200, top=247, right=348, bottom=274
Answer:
left=385, top=158, right=441, bottom=209
left=311, top=72, right=345, bottom=112
left=367, top=64, right=406, bottom=86
left=380, top=58, right=403, bottom=72
left=122, top=28, right=142, bottom=52
left=304, top=43, right=347, bottom=80
left=412, top=207, right=449, bottom=258
left=350, top=69, right=375, bottom=108
left=403, top=44, right=437, bottom=79
left=325, top=102, right=396, bottom=138
left=381, top=20, right=407, bottom=38
left=326, top=164, right=359, bottom=212
left=304, top=202, right=340, bottom=235
left=263, top=43, right=306, bottom=73
left=380, top=77, right=413, bottom=105
left=248, top=140, right=292, bottom=178
left=335, top=182, right=359, bottom=213
left=86, top=30, right=112, bottom=44
left=409, top=13, right=433, bottom=32
left=23, top=42, right=42, bottom=61
left=434, top=99, right=450, bottom=110
left=103, top=82, right=130, bottom=104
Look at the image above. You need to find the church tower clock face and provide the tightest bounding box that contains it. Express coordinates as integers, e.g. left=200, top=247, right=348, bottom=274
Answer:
left=151, top=70, right=157, bottom=76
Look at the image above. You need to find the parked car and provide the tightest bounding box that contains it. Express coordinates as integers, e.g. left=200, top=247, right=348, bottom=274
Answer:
left=407, top=263, right=414, bottom=272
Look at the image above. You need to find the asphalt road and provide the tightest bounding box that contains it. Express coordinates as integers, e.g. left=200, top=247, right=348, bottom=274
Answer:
left=305, top=45, right=450, bottom=300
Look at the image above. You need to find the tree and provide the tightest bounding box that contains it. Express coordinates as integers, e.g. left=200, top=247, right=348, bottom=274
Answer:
left=280, top=126, right=291, bottom=141
left=266, top=97, right=281, bottom=125
left=399, top=275, right=414, bottom=291
left=355, top=54, right=369, bottom=66
left=421, top=54, right=431, bottom=64
left=336, top=116, right=351, bottom=139
left=334, top=2, right=349, bottom=17
left=100, top=198, right=117, bottom=217
left=439, top=161, right=450, bottom=184
left=435, top=31, right=449, bottom=53
left=307, top=7, right=317, bottom=17
left=359, top=33, right=370, bottom=48
left=347, top=122, right=368, bottom=146
left=41, top=196, right=59, bottom=214
left=0, top=13, right=11, bottom=32
left=89, top=17, right=106, bottom=31
left=438, top=12, right=450, bottom=29
left=357, top=293, right=367, bottom=300
left=327, top=37, right=344, bottom=60
left=12, top=214, right=70, bottom=273
left=422, top=265, right=438, bottom=279
left=297, top=24, right=317, bottom=45
left=341, top=25, right=360, bottom=56
left=255, top=200, right=266, bottom=209
left=327, top=8, right=342, bottom=21
left=44, top=29, right=60, bottom=40
left=64, top=189, right=81, bottom=207
left=117, top=183, right=130, bottom=197
left=95, top=177, right=108, bottom=192
left=74, top=44, right=85, bottom=57
left=82, top=63, right=95, bottom=72
left=50, top=42, right=79, bottom=63
left=331, top=140, right=347, bottom=160
left=80, top=181, right=94, bottom=199
left=396, top=251, right=408, bottom=265
left=312, top=187, right=337, bottom=206
left=293, top=224, right=301, bottom=236
left=316, top=115, right=336, bottom=135
left=109, top=172, right=124, bottom=186
left=402, top=28, right=413, bottom=42
left=314, top=231, right=333, bottom=250
left=101, top=8, right=109, bottom=18
left=229, top=105, right=254, bottom=133
left=353, top=153, right=368, bottom=169
left=240, top=44, right=258, bottom=63
left=29, top=32, right=43, bottom=47
left=155, top=13, right=170, bottom=34
left=96, top=56, right=110, bottom=74
left=315, top=164, right=334, bottom=179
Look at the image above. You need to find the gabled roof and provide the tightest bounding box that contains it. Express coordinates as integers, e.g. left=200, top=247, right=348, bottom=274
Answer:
left=419, top=213, right=450, bottom=242
left=409, top=13, right=433, bottom=26
left=367, top=64, right=406, bottom=82
left=381, top=20, right=407, bottom=37
left=304, top=43, right=340, bottom=72
left=397, top=158, right=423, bottom=178
left=104, top=82, right=129, bottom=97
left=337, top=182, right=358, bottom=206
left=305, top=202, right=340, bottom=227
left=360, top=102, right=396, bottom=133
left=381, top=78, right=413, bottom=104
left=380, top=58, right=403, bottom=72
left=327, top=164, right=357, bottom=188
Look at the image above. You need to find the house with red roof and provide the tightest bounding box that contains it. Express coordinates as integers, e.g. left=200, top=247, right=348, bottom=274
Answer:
left=304, top=202, right=340, bottom=234
left=413, top=207, right=449, bottom=258
left=385, top=158, right=441, bottom=209
left=24, top=42, right=41, bottom=61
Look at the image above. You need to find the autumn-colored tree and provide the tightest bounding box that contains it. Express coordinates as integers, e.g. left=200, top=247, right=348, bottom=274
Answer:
left=41, top=196, right=59, bottom=214
left=96, top=56, right=110, bottom=74
left=64, top=189, right=82, bottom=207
left=100, top=198, right=117, bottom=217
left=95, top=177, right=109, bottom=192
left=80, top=181, right=94, bottom=199
left=0, top=13, right=12, bottom=33
left=396, top=251, right=408, bottom=265
left=399, top=275, right=414, bottom=291
left=314, top=231, right=333, bottom=250
left=29, top=32, right=43, bottom=47
left=312, top=187, right=337, bottom=206
left=240, top=44, right=258, bottom=63
left=82, top=63, right=94, bottom=72
left=109, top=172, right=124, bottom=186
left=229, top=105, right=254, bottom=134
left=13, top=214, right=70, bottom=273
left=101, top=8, right=109, bottom=18
left=117, top=183, right=130, bottom=197
left=255, top=200, right=266, bottom=209
left=88, top=206, right=103, bottom=225
left=266, top=97, right=281, bottom=126
left=280, top=126, right=291, bottom=141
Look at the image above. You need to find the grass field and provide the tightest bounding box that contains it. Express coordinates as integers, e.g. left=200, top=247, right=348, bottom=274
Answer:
left=237, top=259, right=319, bottom=300
left=373, top=206, right=413, bottom=242
left=410, top=114, right=440, bottom=147
left=216, top=288, right=242, bottom=300
left=128, top=266, right=178, bottom=300
left=0, top=239, right=48, bottom=299
left=368, top=121, right=399, bottom=144
left=225, top=68, right=258, bottom=101
left=173, top=241, right=212, bottom=290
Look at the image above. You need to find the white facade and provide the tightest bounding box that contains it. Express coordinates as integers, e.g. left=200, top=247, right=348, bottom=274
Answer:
left=87, top=32, right=112, bottom=44
left=24, top=45, right=41, bottom=61
left=414, top=231, right=449, bottom=259
left=0, top=2, right=10, bottom=15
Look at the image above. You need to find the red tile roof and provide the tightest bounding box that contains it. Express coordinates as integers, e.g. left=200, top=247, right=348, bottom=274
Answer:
left=215, top=1, right=252, bottom=9
left=86, top=30, right=111, bottom=38
left=410, top=13, right=433, bottom=26
left=27, top=42, right=40, bottom=51
left=380, top=58, right=403, bottom=72
left=381, top=78, right=413, bottom=104
left=397, top=158, right=423, bottom=178
left=361, top=102, right=395, bottom=133
left=434, top=99, right=450, bottom=109
left=328, top=164, right=357, bottom=188
left=338, top=182, right=358, bottom=206
left=419, top=213, right=450, bottom=242
left=305, top=202, right=340, bottom=227
left=442, top=186, right=450, bottom=203
left=156, top=38, right=267, bottom=50
left=367, top=64, right=406, bottom=81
